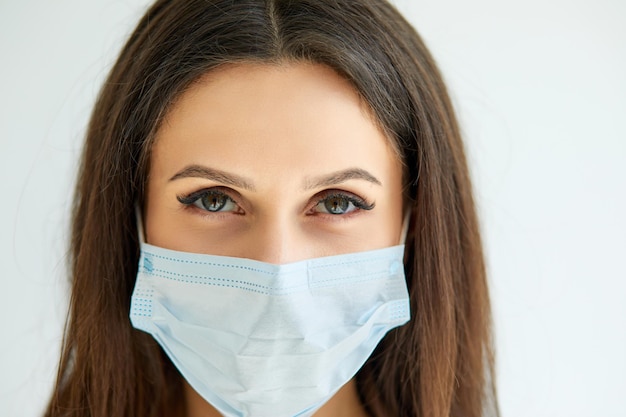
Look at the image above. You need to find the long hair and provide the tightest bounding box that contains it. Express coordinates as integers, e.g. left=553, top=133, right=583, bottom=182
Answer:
left=45, top=1, right=497, bottom=416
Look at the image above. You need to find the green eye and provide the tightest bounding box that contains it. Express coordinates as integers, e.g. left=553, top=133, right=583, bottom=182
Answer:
left=177, top=189, right=238, bottom=213
left=321, top=196, right=352, bottom=214
left=314, top=193, right=374, bottom=215
left=197, top=192, right=235, bottom=212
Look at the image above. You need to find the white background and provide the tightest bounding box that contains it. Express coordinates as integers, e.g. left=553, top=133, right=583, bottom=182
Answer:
left=1, top=1, right=624, bottom=416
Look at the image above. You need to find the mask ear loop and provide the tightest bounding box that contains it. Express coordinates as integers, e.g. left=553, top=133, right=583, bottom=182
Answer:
left=135, top=205, right=147, bottom=245
left=399, top=209, right=412, bottom=245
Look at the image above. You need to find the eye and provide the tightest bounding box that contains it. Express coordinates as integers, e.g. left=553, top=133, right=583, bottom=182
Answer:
left=312, top=192, right=375, bottom=215
left=177, top=189, right=240, bottom=213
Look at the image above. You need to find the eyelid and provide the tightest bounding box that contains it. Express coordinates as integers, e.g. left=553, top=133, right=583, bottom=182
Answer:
left=176, top=186, right=240, bottom=206
left=176, top=186, right=374, bottom=215
left=310, top=189, right=375, bottom=212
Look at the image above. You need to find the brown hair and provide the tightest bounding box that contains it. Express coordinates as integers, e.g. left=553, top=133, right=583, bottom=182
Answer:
left=45, top=1, right=497, bottom=416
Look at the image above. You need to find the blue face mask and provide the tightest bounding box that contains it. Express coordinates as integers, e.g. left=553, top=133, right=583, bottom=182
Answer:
left=129, top=220, right=410, bottom=417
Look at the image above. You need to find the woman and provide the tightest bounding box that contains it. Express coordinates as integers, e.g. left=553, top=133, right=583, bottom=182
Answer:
left=45, top=1, right=497, bottom=416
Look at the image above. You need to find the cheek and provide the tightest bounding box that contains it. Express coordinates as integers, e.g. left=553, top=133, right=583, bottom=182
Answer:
left=348, top=162, right=404, bottom=250
left=143, top=176, right=167, bottom=246
left=143, top=163, right=181, bottom=248
left=379, top=156, right=405, bottom=246
left=144, top=142, right=199, bottom=250
left=379, top=185, right=405, bottom=246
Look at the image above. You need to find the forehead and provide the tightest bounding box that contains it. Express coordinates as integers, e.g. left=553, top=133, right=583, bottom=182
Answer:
left=151, top=62, right=400, bottom=186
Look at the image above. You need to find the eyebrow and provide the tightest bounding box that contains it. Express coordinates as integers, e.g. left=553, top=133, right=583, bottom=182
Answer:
left=169, top=165, right=256, bottom=191
left=304, top=168, right=381, bottom=190
left=169, top=165, right=381, bottom=190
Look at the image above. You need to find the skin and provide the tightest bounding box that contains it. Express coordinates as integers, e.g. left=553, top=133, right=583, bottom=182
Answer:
left=145, top=62, right=404, bottom=417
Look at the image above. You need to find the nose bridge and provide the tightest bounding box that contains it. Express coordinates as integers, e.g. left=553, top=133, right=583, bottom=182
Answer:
left=245, top=214, right=302, bottom=264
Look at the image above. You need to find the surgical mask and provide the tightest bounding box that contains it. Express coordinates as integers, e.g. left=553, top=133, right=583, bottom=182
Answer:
left=129, top=216, right=410, bottom=417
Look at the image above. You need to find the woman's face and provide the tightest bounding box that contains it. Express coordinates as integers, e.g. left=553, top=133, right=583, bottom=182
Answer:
left=146, top=62, right=404, bottom=263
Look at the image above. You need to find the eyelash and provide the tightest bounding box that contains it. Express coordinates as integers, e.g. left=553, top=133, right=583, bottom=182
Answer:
left=177, top=187, right=241, bottom=214
left=310, top=190, right=375, bottom=215
left=176, top=187, right=375, bottom=216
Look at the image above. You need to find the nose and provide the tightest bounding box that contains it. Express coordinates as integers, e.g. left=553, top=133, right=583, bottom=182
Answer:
left=240, top=216, right=308, bottom=264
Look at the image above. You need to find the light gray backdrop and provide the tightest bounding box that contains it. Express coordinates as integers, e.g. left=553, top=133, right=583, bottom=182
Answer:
left=1, top=1, right=625, bottom=416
